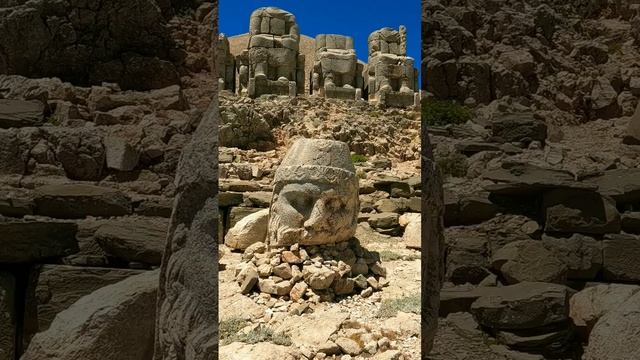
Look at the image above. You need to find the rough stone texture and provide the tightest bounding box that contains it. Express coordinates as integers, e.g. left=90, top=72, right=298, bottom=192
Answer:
left=541, top=234, right=603, bottom=280
left=403, top=215, right=421, bottom=249
left=0, top=99, right=45, bottom=128
left=29, top=265, right=143, bottom=335
left=483, top=162, right=594, bottom=196
left=312, top=34, right=363, bottom=100
left=0, top=0, right=181, bottom=90
left=366, top=26, right=418, bottom=108
left=490, top=113, right=547, bottom=145
left=543, top=189, right=620, bottom=235
left=34, top=184, right=132, bottom=219
left=470, top=282, right=573, bottom=330
left=0, top=220, right=78, bottom=263
left=602, top=234, right=640, bottom=281
left=22, top=270, right=158, bottom=360
left=237, top=7, right=304, bottom=98
left=267, top=138, right=359, bottom=247
left=154, top=9, right=218, bottom=357
left=217, top=34, right=235, bottom=92
left=491, top=240, right=567, bottom=284
left=0, top=272, right=15, bottom=360
left=584, top=291, right=640, bottom=360
left=104, top=136, right=140, bottom=171
left=422, top=119, right=445, bottom=352
left=586, top=168, right=640, bottom=204
left=224, top=208, right=268, bottom=250
left=570, top=283, right=640, bottom=338
left=624, top=102, right=640, bottom=144
left=219, top=342, right=301, bottom=360
left=94, top=216, right=169, bottom=265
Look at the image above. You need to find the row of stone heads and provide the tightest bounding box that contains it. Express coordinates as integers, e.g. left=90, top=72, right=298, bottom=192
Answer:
left=216, top=7, right=419, bottom=107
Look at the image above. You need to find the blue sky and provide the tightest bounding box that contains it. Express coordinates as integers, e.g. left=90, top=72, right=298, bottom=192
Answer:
left=219, top=0, right=421, bottom=68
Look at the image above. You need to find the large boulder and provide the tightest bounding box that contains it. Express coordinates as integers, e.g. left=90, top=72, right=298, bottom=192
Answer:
left=491, top=240, right=567, bottom=284
left=583, top=291, right=640, bottom=360
left=224, top=208, right=269, bottom=250
left=22, top=270, right=158, bottom=360
left=0, top=0, right=180, bottom=90
left=570, top=283, right=640, bottom=339
left=470, top=282, right=573, bottom=330
left=26, top=265, right=143, bottom=338
left=542, top=189, right=621, bottom=235
left=0, top=99, right=45, bottom=128
left=94, top=216, right=168, bottom=265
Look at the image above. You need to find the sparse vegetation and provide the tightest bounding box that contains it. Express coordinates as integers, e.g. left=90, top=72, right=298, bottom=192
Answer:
left=220, top=318, right=292, bottom=346
left=436, top=151, right=468, bottom=178
left=46, top=114, right=62, bottom=126
left=379, top=250, right=420, bottom=261
left=351, top=154, right=368, bottom=163
left=377, top=294, right=421, bottom=318
left=422, top=98, right=472, bottom=126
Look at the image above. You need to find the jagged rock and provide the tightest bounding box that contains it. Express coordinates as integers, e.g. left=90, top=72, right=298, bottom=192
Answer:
left=54, top=130, right=106, bottom=180
left=22, top=270, right=158, bottom=360
left=94, top=216, right=168, bottom=265
left=224, top=209, right=268, bottom=250
left=403, top=216, right=421, bottom=249
left=0, top=99, right=45, bottom=128
left=34, top=184, right=132, bottom=219
left=0, top=220, right=78, bottom=263
left=104, top=136, right=140, bottom=171
left=335, top=337, right=363, bottom=356
left=0, top=129, right=30, bottom=175
left=570, top=283, right=640, bottom=339
left=585, top=168, right=640, bottom=204
left=28, top=265, right=143, bottom=336
left=491, top=240, right=567, bottom=284
left=591, top=77, right=621, bottom=120
left=302, top=265, right=336, bottom=290
left=624, top=101, right=640, bottom=144
left=447, top=236, right=490, bottom=285
left=226, top=207, right=263, bottom=231
left=0, top=272, right=15, bottom=360
left=584, top=291, right=640, bottom=360
left=470, top=282, right=573, bottom=330
left=542, top=189, right=621, bottom=235
left=541, top=234, right=603, bottom=280
left=602, top=234, right=640, bottom=281
left=490, top=113, right=547, bottom=145
left=483, top=162, right=594, bottom=196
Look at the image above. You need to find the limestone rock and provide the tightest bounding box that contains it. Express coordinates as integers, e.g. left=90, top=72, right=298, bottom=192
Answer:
left=94, top=216, right=168, bottom=265
left=403, top=216, right=421, bottom=249
left=34, top=184, right=131, bottom=219
left=586, top=168, right=640, bottom=204
left=570, top=283, right=640, bottom=338
left=0, top=220, right=78, bottom=263
left=624, top=102, right=640, bottom=144
left=225, top=209, right=269, bottom=250
left=602, top=234, right=640, bottom=281
left=541, top=234, right=603, bottom=280
left=583, top=291, right=640, bottom=360
left=219, top=342, right=301, bottom=360
left=267, top=139, right=359, bottom=247
left=303, top=265, right=336, bottom=290
left=22, top=270, right=158, bottom=360
left=491, top=240, right=567, bottom=284
left=29, top=265, right=143, bottom=335
left=542, top=189, right=620, bottom=235
left=470, top=282, right=573, bottom=330
left=0, top=99, right=45, bottom=128
left=104, top=136, right=140, bottom=171
left=490, top=113, right=547, bottom=145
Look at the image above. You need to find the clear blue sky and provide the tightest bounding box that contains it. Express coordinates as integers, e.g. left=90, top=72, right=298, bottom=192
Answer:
left=219, top=0, right=421, bottom=70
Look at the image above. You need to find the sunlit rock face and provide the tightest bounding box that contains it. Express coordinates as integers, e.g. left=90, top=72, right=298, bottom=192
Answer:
left=267, top=139, right=359, bottom=247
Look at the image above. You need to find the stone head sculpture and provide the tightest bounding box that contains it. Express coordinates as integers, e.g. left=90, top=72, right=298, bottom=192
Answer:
left=267, top=139, right=359, bottom=247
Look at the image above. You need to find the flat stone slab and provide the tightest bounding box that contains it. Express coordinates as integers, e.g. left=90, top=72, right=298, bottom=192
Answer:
left=584, top=169, right=640, bottom=204
left=0, top=99, right=45, bottom=128
left=483, top=163, right=595, bottom=196
left=34, top=184, right=131, bottom=219
left=470, top=282, right=574, bottom=330
left=0, top=220, right=78, bottom=263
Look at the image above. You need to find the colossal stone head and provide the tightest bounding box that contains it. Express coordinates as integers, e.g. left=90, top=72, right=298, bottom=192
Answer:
left=267, top=139, right=359, bottom=247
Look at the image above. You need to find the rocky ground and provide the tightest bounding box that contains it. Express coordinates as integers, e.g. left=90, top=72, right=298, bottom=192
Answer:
left=423, top=1, right=640, bottom=359
left=217, top=91, right=422, bottom=360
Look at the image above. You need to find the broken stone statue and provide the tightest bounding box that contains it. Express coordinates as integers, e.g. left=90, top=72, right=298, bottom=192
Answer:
left=267, top=138, right=359, bottom=247
left=217, top=33, right=235, bottom=92
left=237, top=7, right=305, bottom=98
left=312, top=34, right=364, bottom=100
left=366, top=26, right=419, bottom=108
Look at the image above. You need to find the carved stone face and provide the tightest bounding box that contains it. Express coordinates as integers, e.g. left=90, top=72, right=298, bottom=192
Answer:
left=267, top=139, right=359, bottom=247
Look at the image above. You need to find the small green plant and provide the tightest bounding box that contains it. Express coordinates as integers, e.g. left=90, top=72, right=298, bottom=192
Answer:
left=47, top=114, right=62, bottom=126
left=351, top=154, right=368, bottom=163
left=377, top=294, right=421, bottom=318
left=422, top=99, right=472, bottom=126
left=436, top=151, right=468, bottom=178
left=219, top=317, right=247, bottom=345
